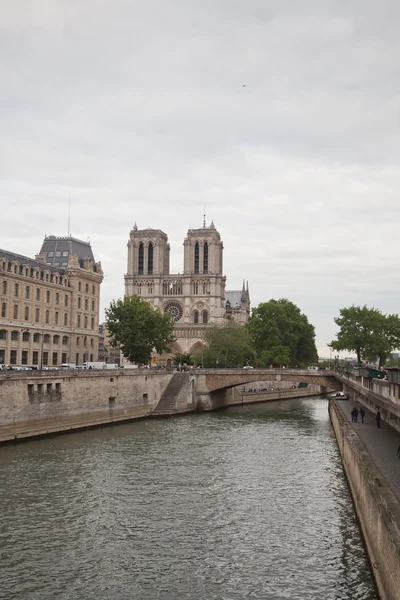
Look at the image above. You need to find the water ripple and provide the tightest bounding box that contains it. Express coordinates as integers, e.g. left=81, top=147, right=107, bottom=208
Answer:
left=0, top=398, right=377, bottom=599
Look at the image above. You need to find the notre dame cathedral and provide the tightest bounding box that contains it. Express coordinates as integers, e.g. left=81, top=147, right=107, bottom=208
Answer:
left=124, top=221, right=250, bottom=362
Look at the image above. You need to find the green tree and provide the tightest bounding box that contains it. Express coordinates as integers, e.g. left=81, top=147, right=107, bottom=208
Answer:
left=246, top=299, right=318, bottom=367
left=330, top=305, right=400, bottom=367
left=195, top=323, right=256, bottom=368
left=173, top=353, right=194, bottom=366
left=105, top=295, right=175, bottom=365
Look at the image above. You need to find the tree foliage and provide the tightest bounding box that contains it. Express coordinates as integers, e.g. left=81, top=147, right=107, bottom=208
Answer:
left=105, top=296, right=175, bottom=365
left=173, top=353, right=194, bottom=366
left=246, top=298, right=318, bottom=367
left=329, top=305, right=400, bottom=367
left=195, top=323, right=256, bottom=368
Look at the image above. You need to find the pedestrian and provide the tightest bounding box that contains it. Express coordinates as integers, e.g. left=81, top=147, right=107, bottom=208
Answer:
left=359, top=408, right=365, bottom=423
left=396, top=444, right=400, bottom=458
left=375, top=411, right=381, bottom=428
left=354, top=407, right=359, bottom=422
left=351, top=408, right=356, bottom=422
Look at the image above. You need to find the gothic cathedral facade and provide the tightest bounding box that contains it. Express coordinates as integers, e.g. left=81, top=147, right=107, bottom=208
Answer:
left=124, top=222, right=250, bottom=363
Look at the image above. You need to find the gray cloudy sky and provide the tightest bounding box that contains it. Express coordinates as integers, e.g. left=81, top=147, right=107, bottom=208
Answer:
left=2, top=0, right=400, bottom=356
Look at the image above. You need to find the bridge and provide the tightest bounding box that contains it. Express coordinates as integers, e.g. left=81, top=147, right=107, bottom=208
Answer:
left=193, top=368, right=341, bottom=411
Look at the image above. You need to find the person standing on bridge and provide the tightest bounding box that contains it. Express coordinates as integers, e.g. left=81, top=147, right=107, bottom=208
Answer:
left=359, top=408, right=365, bottom=423
left=375, top=411, right=381, bottom=428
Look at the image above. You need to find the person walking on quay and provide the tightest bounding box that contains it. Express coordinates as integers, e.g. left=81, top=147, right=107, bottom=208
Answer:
left=375, top=411, right=381, bottom=429
left=354, top=407, right=359, bottom=422
left=359, top=408, right=365, bottom=423
left=351, top=407, right=357, bottom=423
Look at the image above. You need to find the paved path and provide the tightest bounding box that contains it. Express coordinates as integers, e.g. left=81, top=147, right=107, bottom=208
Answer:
left=337, top=399, right=400, bottom=501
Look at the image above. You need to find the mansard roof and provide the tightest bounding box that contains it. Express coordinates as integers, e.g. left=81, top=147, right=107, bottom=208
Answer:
left=0, top=248, right=64, bottom=274
left=39, top=235, right=95, bottom=267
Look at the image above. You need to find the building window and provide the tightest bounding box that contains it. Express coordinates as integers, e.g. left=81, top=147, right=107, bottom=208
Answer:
left=46, top=290, right=50, bottom=303
left=78, top=282, right=82, bottom=291
left=138, top=243, right=144, bottom=275
left=91, top=317, right=94, bottom=329
left=85, top=298, right=88, bottom=310
left=35, top=308, right=40, bottom=322
left=55, top=251, right=61, bottom=257
left=77, top=315, right=81, bottom=327
left=194, top=242, right=199, bottom=274
left=48, top=252, right=54, bottom=257
left=13, top=304, right=18, bottom=319
left=92, top=300, right=95, bottom=311
left=64, top=295, right=68, bottom=307
left=55, top=293, right=59, bottom=305
left=11, top=330, right=19, bottom=341
left=92, top=285, right=95, bottom=294
left=85, top=283, right=88, bottom=293
left=10, top=350, right=17, bottom=364
left=43, top=352, right=48, bottom=366
left=33, top=333, right=40, bottom=343
left=64, top=313, right=68, bottom=326
left=53, top=335, right=59, bottom=344
left=194, top=310, right=199, bottom=324
left=55, top=311, right=59, bottom=325
left=52, top=352, right=58, bottom=366
left=0, top=329, right=7, bottom=341
left=36, top=288, right=40, bottom=300
left=62, top=251, right=68, bottom=257
left=90, top=338, right=94, bottom=348
left=1, top=302, right=6, bottom=318
left=193, top=282, right=198, bottom=294
left=203, top=242, right=208, bottom=273
left=22, top=331, right=29, bottom=342
left=84, top=316, right=88, bottom=328
left=32, top=351, right=39, bottom=366
left=22, top=350, right=28, bottom=365
left=62, top=336, right=68, bottom=346
left=43, top=334, right=50, bottom=344
left=76, top=353, right=79, bottom=365
left=14, top=284, right=19, bottom=297
left=24, top=306, right=29, bottom=320
left=77, top=337, right=80, bottom=347
left=45, top=310, right=49, bottom=323
left=2, top=281, right=7, bottom=294
left=25, top=286, right=30, bottom=299
left=77, top=297, right=81, bottom=308
left=202, top=310, right=208, bottom=324
left=148, top=242, right=153, bottom=274
left=62, top=352, right=67, bottom=363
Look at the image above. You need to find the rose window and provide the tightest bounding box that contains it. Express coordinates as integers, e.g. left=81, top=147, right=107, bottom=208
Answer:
left=164, top=302, right=183, bottom=322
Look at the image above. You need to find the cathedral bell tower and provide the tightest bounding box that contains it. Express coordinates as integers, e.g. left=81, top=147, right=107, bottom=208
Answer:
left=125, top=224, right=170, bottom=296
left=183, top=221, right=223, bottom=276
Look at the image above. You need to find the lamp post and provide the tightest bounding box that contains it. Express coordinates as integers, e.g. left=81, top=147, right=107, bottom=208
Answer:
left=40, top=331, right=44, bottom=370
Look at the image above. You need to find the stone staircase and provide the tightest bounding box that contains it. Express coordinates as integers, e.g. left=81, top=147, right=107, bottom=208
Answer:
left=152, top=372, right=190, bottom=416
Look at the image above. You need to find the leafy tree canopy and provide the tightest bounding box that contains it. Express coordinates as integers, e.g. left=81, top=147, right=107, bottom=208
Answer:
left=246, top=298, right=318, bottom=367
left=173, top=353, right=194, bottom=366
left=195, top=322, right=256, bottom=368
left=329, top=305, right=400, bottom=367
left=105, top=295, right=175, bottom=365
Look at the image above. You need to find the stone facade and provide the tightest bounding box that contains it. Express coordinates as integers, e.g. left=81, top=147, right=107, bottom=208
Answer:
left=124, top=222, right=250, bottom=363
left=0, top=236, right=103, bottom=367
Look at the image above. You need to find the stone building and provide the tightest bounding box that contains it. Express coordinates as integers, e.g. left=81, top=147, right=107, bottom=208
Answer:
left=124, top=222, right=250, bottom=363
left=0, top=235, right=103, bottom=367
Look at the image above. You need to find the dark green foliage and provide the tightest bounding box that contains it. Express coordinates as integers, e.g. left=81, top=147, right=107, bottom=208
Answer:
left=246, top=298, right=318, bottom=367
left=195, top=323, right=256, bottom=368
left=105, top=296, right=175, bottom=365
left=330, top=305, right=400, bottom=367
left=173, top=353, right=194, bottom=366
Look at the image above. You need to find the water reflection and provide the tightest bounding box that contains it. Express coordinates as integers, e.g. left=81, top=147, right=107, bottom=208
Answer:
left=0, top=398, right=377, bottom=599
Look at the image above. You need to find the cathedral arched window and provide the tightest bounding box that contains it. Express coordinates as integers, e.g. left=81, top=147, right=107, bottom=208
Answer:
left=194, top=242, right=199, bottom=274
left=148, top=243, right=153, bottom=275
left=193, top=311, right=199, bottom=324
left=193, top=282, right=198, bottom=295
left=138, top=243, right=144, bottom=275
left=202, top=310, right=208, bottom=324
left=203, top=242, right=208, bottom=273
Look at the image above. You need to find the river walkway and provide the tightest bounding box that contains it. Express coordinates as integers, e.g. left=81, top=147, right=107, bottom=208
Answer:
left=337, top=399, right=400, bottom=502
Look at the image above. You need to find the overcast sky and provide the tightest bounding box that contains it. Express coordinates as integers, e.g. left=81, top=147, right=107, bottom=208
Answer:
left=2, top=0, right=400, bottom=356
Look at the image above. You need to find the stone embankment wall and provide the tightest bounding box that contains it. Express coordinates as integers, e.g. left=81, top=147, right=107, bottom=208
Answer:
left=330, top=400, right=400, bottom=600
left=0, top=370, right=173, bottom=442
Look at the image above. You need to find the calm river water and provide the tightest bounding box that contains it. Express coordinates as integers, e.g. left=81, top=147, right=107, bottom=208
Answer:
left=0, top=398, right=377, bottom=600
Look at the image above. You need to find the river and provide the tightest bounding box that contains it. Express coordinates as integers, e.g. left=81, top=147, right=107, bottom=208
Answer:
left=0, top=397, right=377, bottom=599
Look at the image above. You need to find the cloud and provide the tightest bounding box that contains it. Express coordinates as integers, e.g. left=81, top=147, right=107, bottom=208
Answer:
left=1, top=0, right=400, bottom=355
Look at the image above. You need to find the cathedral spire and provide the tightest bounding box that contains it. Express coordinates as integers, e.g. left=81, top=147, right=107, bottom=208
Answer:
left=203, top=205, right=206, bottom=227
